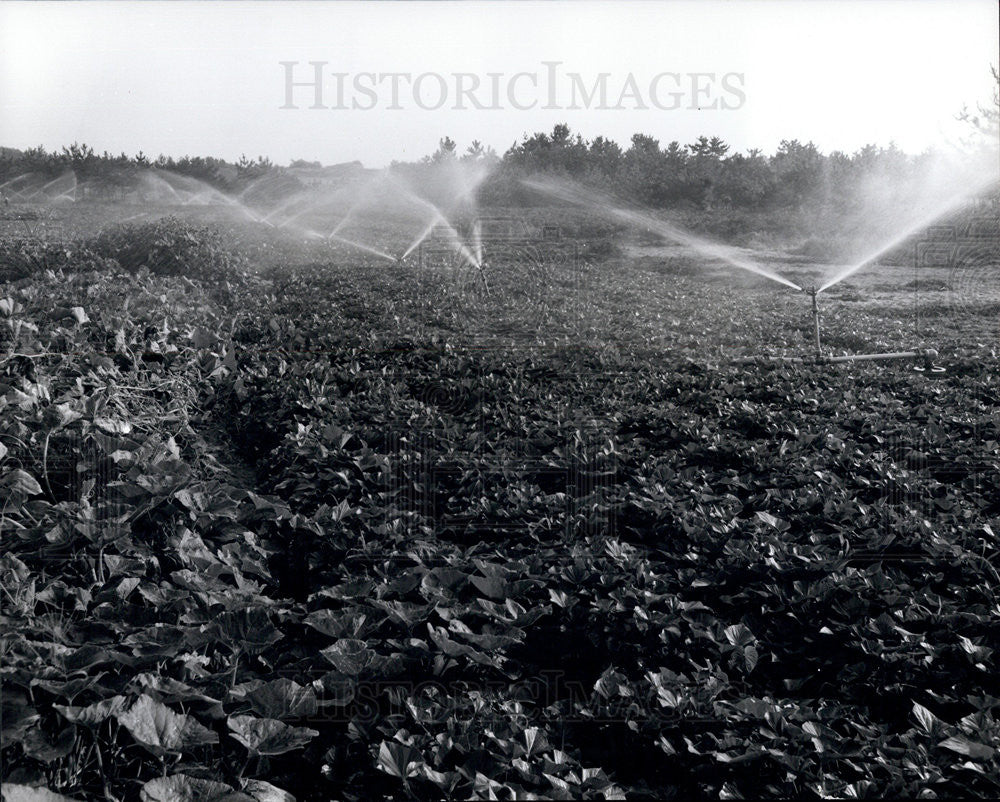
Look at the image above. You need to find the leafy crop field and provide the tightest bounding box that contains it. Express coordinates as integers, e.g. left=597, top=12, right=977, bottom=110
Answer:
left=2, top=208, right=999, bottom=801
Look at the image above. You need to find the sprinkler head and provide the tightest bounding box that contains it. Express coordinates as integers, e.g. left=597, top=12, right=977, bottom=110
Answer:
left=916, top=347, right=945, bottom=373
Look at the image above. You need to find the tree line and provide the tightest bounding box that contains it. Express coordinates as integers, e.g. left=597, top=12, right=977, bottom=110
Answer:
left=2, top=77, right=996, bottom=217
left=0, top=143, right=276, bottom=199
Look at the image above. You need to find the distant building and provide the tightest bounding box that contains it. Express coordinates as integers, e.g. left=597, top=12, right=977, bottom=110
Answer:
left=286, top=161, right=372, bottom=188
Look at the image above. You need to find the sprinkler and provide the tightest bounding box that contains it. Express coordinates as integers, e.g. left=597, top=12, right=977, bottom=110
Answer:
left=732, top=283, right=943, bottom=370
left=476, top=258, right=491, bottom=295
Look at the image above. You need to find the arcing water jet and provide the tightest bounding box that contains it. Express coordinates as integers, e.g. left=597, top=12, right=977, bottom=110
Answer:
left=29, top=171, right=77, bottom=202
left=521, top=177, right=800, bottom=291
left=152, top=169, right=270, bottom=224
left=382, top=171, right=482, bottom=268
left=472, top=218, right=483, bottom=267
left=817, top=176, right=1000, bottom=293
left=0, top=173, right=36, bottom=195
left=401, top=214, right=444, bottom=260
left=327, top=231, right=397, bottom=262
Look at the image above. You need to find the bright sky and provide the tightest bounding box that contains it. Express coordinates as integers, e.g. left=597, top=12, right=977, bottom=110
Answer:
left=1, top=0, right=997, bottom=167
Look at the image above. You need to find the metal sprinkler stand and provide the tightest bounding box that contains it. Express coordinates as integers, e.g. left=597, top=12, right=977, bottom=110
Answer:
left=808, top=285, right=822, bottom=359
left=731, top=284, right=942, bottom=370
left=475, top=258, right=491, bottom=296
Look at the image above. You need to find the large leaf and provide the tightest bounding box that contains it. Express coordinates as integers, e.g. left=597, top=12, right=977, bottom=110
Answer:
left=938, top=735, right=995, bottom=761
left=321, top=639, right=375, bottom=675
left=469, top=573, right=506, bottom=600
left=204, top=608, right=282, bottom=655
left=0, top=784, right=83, bottom=802
left=20, top=724, right=76, bottom=764
left=93, top=418, right=132, bottom=435
left=1, top=692, right=39, bottom=742
left=1, top=470, right=42, bottom=497
left=376, top=740, right=422, bottom=779
left=139, top=775, right=252, bottom=802
left=911, top=702, right=939, bottom=734
left=243, top=678, right=318, bottom=720
left=227, top=715, right=318, bottom=756
left=131, top=673, right=222, bottom=709
left=754, top=511, right=789, bottom=531
left=242, top=781, right=296, bottom=802
left=521, top=726, right=550, bottom=758
left=723, top=623, right=756, bottom=647
left=116, top=694, right=218, bottom=756
left=303, top=609, right=369, bottom=639
left=55, top=696, right=128, bottom=728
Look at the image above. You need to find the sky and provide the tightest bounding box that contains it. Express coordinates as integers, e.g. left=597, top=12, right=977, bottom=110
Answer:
left=1, top=0, right=997, bottom=168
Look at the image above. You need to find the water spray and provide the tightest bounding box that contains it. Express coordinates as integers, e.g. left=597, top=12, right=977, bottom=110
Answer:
left=326, top=231, right=397, bottom=262
left=818, top=176, right=1000, bottom=294
left=768, top=178, right=1000, bottom=368
left=394, top=188, right=480, bottom=270
left=472, top=219, right=483, bottom=267
left=521, top=176, right=802, bottom=291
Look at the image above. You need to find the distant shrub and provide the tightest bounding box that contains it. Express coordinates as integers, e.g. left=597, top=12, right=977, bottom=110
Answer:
left=0, top=236, right=116, bottom=281
left=90, top=216, right=248, bottom=282
left=0, top=207, right=43, bottom=221
left=701, top=210, right=759, bottom=243
left=789, top=237, right=839, bottom=263
left=580, top=238, right=619, bottom=259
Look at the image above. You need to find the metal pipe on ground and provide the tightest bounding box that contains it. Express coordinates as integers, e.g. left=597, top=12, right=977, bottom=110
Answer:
left=731, top=348, right=940, bottom=368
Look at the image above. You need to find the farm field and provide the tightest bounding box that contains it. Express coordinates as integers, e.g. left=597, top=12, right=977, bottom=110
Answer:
left=2, top=201, right=999, bottom=801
